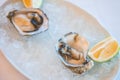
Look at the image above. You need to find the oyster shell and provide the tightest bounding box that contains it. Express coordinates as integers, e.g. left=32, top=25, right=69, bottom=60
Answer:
left=56, top=32, right=94, bottom=74
left=7, top=8, right=48, bottom=36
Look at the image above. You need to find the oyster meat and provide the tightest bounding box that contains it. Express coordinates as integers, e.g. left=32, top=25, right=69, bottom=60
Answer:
left=7, top=8, right=48, bottom=36
left=56, top=32, right=94, bottom=74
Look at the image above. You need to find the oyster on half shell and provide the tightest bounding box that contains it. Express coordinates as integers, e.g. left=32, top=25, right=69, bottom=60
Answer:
left=7, top=8, right=48, bottom=36
left=56, top=32, right=94, bottom=74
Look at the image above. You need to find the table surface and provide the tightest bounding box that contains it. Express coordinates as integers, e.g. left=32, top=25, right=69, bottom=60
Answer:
left=0, top=0, right=120, bottom=80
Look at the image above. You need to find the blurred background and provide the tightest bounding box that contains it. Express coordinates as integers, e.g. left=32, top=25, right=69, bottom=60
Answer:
left=68, top=0, right=120, bottom=44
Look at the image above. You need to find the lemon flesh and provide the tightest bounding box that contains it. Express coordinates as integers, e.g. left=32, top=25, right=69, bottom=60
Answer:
left=88, top=37, right=119, bottom=62
left=23, top=0, right=43, bottom=8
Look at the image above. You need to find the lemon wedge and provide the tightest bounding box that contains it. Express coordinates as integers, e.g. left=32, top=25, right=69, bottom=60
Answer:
left=23, top=0, right=43, bottom=8
left=88, top=37, right=119, bottom=62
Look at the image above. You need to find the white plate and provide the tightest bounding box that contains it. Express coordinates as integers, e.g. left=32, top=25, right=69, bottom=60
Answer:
left=0, top=0, right=119, bottom=80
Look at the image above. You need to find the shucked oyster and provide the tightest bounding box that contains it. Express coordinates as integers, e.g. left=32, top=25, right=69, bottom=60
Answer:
left=56, top=32, right=94, bottom=74
left=7, top=8, right=48, bottom=36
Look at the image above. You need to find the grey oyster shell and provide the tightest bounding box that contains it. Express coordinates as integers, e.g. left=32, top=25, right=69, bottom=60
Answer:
left=7, top=8, right=48, bottom=36
left=56, top=32, right=94, bottom=74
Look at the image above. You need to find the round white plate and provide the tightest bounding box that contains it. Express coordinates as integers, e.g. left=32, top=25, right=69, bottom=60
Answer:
left=0, top=0, right=119, bottom=80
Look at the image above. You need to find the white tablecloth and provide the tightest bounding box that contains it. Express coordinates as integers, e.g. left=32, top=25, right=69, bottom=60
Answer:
left=0, top=0, right=120, bottom=80
left=69, top=0, right=120, bottom=43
